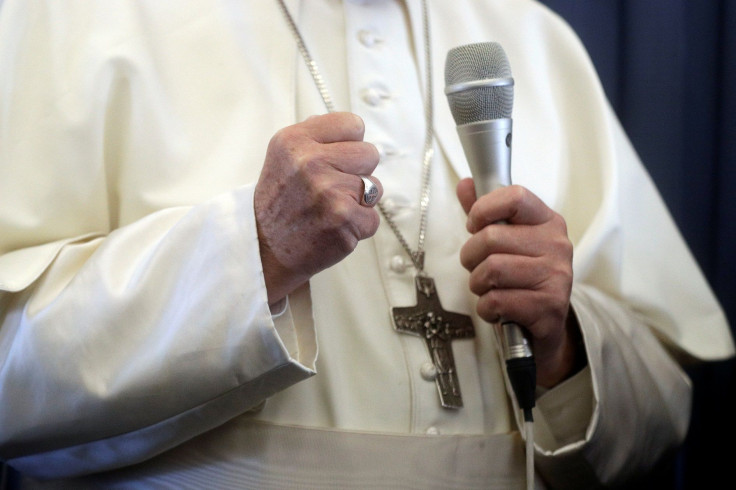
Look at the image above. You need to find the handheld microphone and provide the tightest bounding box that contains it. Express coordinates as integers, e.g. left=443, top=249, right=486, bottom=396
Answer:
left=444, top=42, right=536, bottom=419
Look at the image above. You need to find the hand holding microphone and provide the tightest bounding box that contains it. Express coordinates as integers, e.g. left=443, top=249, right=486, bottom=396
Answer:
left=445, top=43, right=576, bottom=398
left=458, top=183, right=575, bottom=389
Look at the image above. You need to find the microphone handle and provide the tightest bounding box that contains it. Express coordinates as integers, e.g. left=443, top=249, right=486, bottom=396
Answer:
left=457, top=119, right=533, bottom=361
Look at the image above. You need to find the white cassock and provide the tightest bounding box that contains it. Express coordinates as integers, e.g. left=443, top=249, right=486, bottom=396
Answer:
left=0, top=1, right=732, bottom=488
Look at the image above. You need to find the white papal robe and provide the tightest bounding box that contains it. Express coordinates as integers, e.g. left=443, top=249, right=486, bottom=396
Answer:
left=0, top=0, right=732, bottom=488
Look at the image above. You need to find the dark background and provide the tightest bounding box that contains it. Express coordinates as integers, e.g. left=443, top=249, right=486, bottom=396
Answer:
left=539, top=1, right=735, bottom=489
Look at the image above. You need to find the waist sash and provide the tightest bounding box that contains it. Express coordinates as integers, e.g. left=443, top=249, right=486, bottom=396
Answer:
left=20, top=421, right=545, bottom=489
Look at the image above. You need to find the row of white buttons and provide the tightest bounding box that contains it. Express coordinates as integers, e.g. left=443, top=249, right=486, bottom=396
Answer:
left=357, top=22, right=387, bottom=106
left=348, top=5, right=442, bottom=437
left=354, top=19, right=402, bottom=172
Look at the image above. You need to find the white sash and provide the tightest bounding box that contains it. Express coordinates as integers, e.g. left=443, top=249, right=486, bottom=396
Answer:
left=19, top=420, right=547, bottom=489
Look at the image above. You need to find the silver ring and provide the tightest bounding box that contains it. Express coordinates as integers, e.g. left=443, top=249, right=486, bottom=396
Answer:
left=360, top=176, right=379, bottom=207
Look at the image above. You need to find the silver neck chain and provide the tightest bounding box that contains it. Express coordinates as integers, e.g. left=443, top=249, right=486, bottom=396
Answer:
left=276, top=0, right=435, bottom=274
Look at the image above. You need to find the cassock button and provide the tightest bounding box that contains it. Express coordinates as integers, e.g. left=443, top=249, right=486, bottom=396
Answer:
left=390, top=255, right=407, bottom=273
left=358, top=29, right=381, bottom=48
left=377, top=143, right=398, bottom=160
left=420, top=361, right=437, bottom=381
left=375, top=143, right=398, bottom=161
left=361, top=87, right=389, bottom=107
left=375, top=143, right=386, bottom=161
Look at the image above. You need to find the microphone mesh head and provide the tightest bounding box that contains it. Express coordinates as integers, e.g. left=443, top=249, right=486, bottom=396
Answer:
left=444, top=42, right=514, bottom=124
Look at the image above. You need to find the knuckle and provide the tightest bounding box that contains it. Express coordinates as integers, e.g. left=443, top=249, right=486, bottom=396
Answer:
left=330, top=197, right=353, bottom=224
left=507, top=185, right=530, bottom=206
left=269, top=126, right=302, bottom=154
left=553, top=234, right=574, bottom=261
left=542, top=217, right=572, bottom=256
left=548, top=267, right=573, bottom=295
left=544, top=292, right=570, bottom=325
left=310, top=174, right=334, bottom=199
left=297, top=148, right=326, bottom=174
left=477, top=293, right=502, bottom=322
left=551, top=212, right=568, bottom=232
left=459, top=246, right=473, bottom=271
left=364, top=210, right=381, bottom=237
left=481, top=256, right=503, bottom=289
left=550, top=215, right=571, bottom=244
left=335, top=225, right=360, bottom=255
left=321, top=201, right=359, bottom=257
left=269, top=127, right=289, bottom=147
left=537, top=256, right=571, bottom=286
left=479, top=225, right=496, bottom=245
left=468, top=275, right=484, bottom=296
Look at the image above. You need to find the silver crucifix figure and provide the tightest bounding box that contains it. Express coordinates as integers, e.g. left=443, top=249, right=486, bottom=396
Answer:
left=392, top=275, right=475, bottom=408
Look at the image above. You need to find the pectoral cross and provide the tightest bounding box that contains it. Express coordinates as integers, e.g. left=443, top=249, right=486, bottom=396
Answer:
left=392, top=275, right=475, bottom=409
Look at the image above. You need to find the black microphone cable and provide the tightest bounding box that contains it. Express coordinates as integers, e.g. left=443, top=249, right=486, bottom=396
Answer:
left=503, top=321, right=537, bottom=490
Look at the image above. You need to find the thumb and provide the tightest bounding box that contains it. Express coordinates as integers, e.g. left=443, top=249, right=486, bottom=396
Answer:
left=456, top=178, right=477, bottom=215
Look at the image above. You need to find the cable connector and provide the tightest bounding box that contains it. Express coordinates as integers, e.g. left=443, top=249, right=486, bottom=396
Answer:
left=501, top=321, right=536, bottom=421
left=506, top=355, right=536, bottom=422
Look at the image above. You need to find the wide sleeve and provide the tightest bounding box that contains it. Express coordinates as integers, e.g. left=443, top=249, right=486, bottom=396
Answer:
left=531, top=110, right=731, bottom=487
left=0, top=1, right=316, bottom=479
left=511, top=5, right=734, bottom=486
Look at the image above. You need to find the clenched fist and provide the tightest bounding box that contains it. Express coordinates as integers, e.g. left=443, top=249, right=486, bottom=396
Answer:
left=255, top=113, right=383, bottom=306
